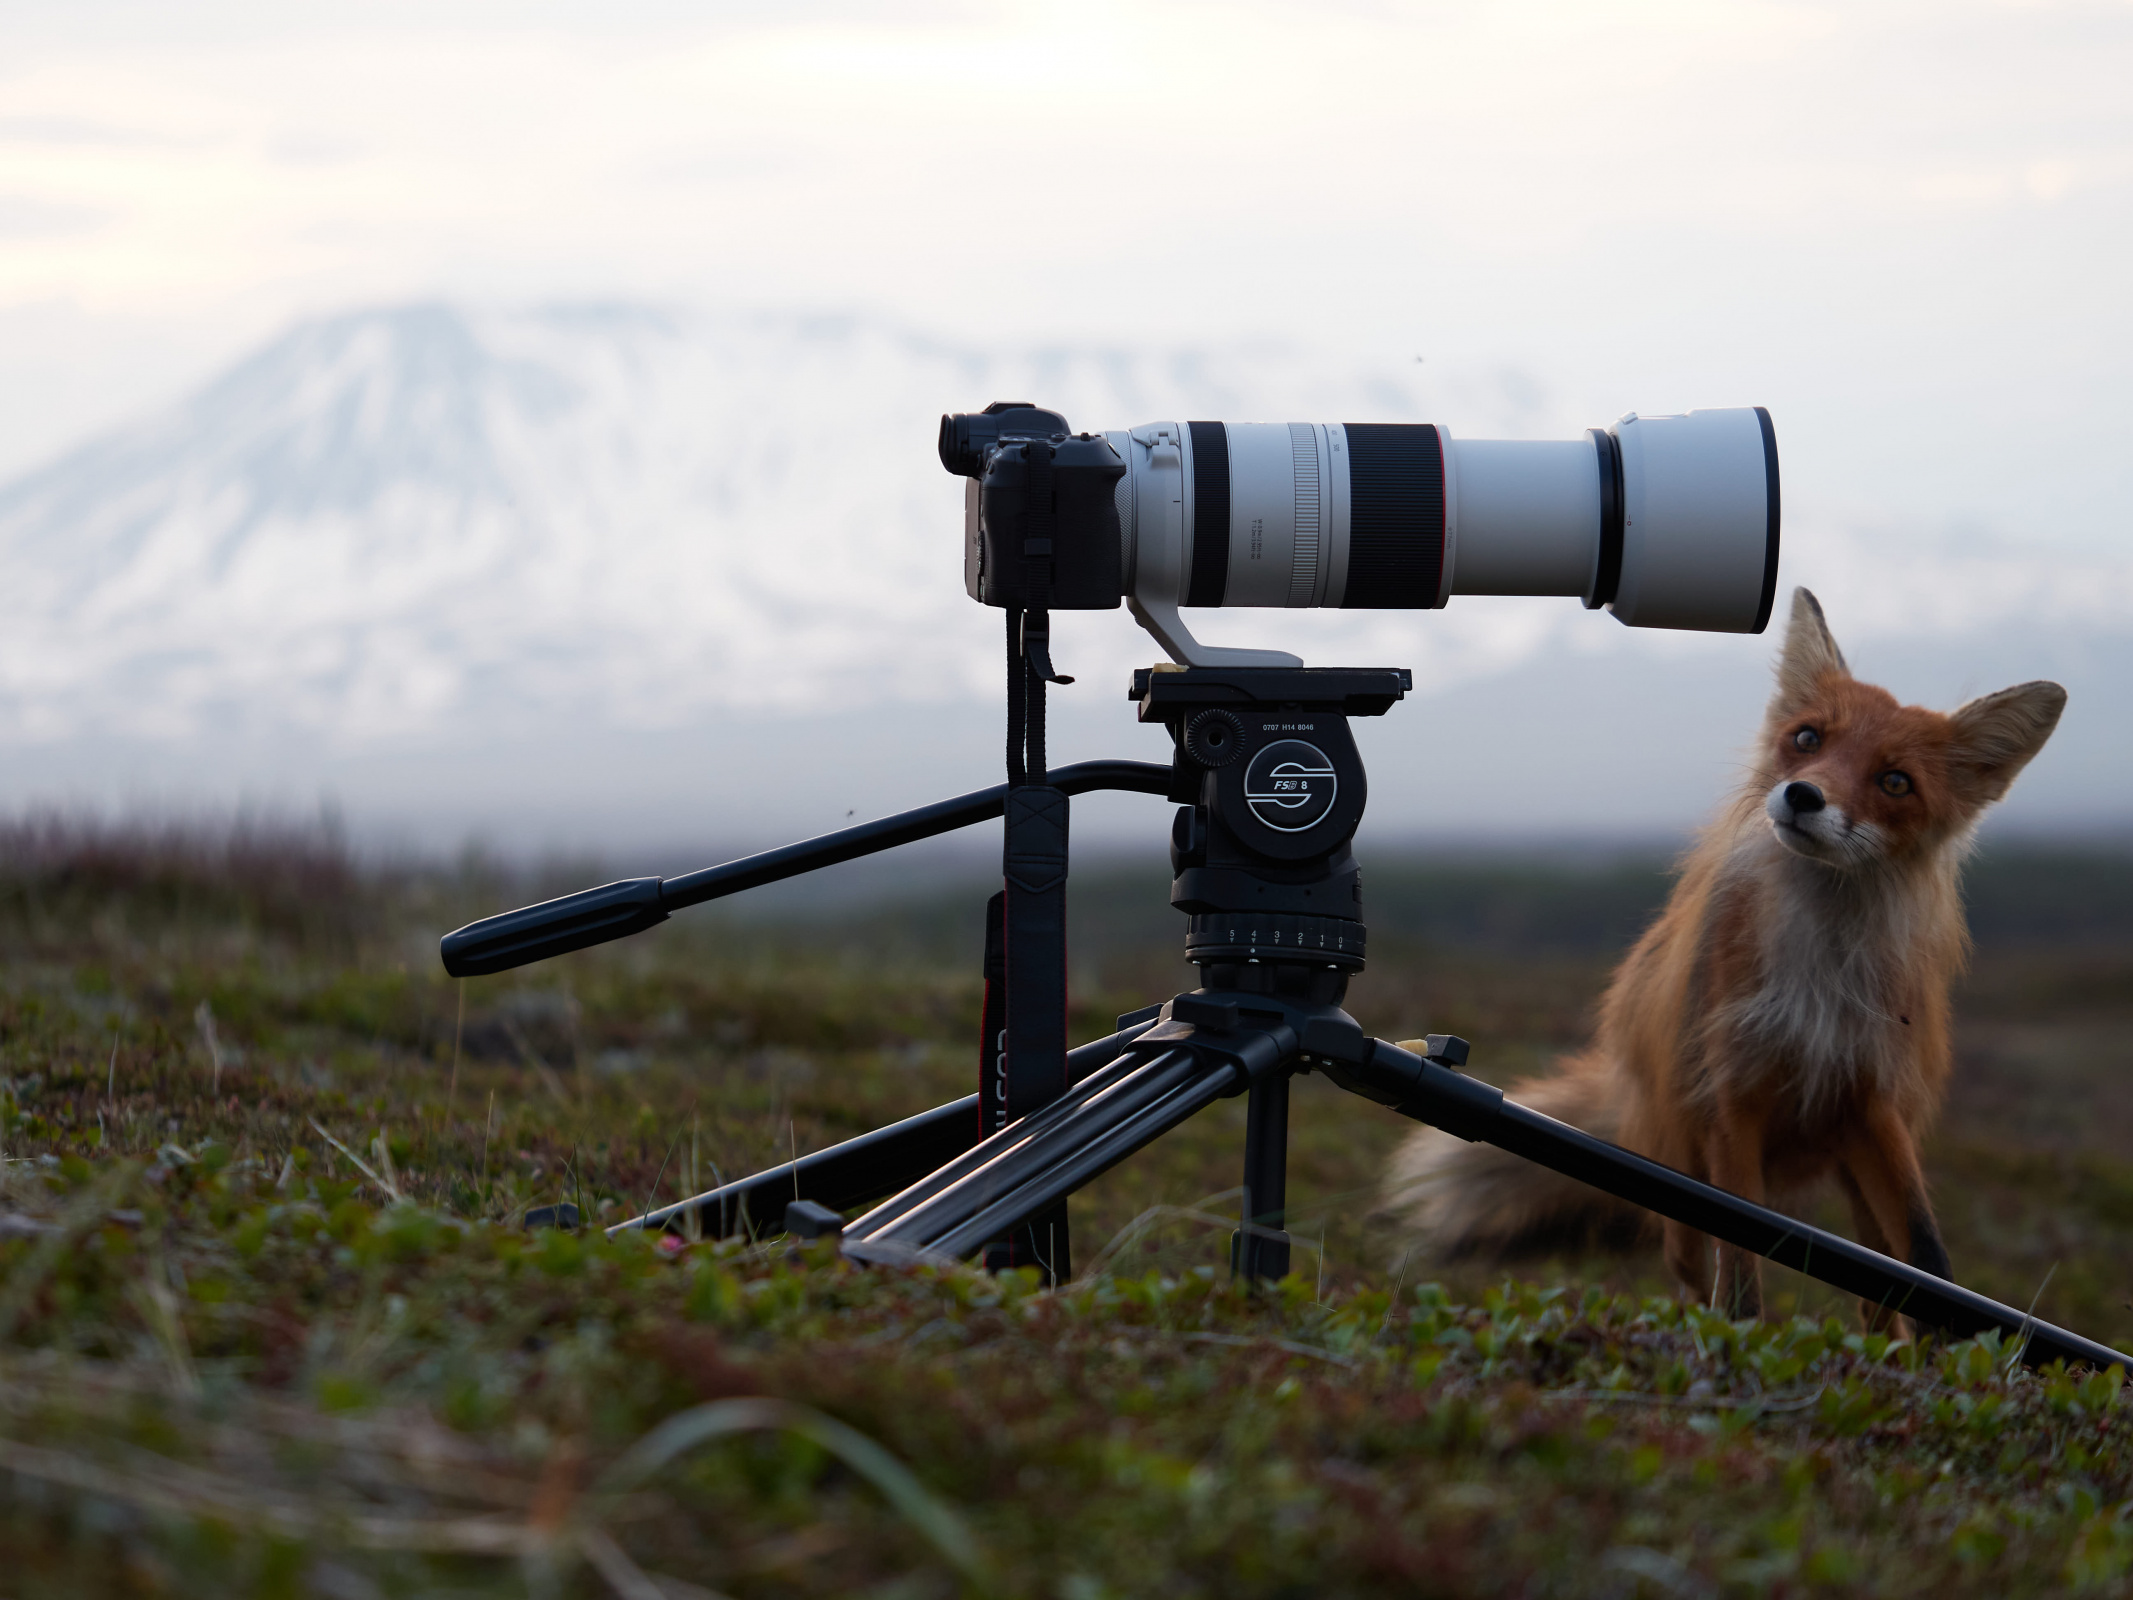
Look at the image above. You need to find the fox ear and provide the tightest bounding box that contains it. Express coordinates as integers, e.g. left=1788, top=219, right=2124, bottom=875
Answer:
left=1769, top=587, right=1848, bottom=718
left=1946, top=681, right=2067, bottom=806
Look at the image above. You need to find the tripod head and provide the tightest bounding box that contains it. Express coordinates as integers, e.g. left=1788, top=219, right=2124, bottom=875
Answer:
left=1135, top=665, right=1409, bottom=1004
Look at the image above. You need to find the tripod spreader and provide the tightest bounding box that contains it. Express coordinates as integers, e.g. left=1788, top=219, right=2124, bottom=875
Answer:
left=440, top=758, right=1171, bottom=976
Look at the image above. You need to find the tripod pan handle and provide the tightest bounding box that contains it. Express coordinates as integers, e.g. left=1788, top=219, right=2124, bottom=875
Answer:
left=440, top=877, right=668, bottom=977
left=436, top=759, right=1174, bottom=977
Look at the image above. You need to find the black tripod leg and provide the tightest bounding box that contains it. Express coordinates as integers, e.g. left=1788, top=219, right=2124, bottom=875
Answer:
left=850, top=1012, right=1300, bottom=1262
left=1232, top=1071, right=1293, bottom=1282
left=1320, top=1034, right=2133, bottom=1371
left=612, top=1020, right=1159, bottom=1241
left=615, top=1092, right=982, bottom=1240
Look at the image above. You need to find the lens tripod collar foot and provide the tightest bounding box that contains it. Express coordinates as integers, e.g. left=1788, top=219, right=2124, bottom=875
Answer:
left=1127, top=597, right=1302, bottom=670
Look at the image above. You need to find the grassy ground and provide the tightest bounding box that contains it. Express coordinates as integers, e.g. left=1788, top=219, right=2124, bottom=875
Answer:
left=3, top=816, right=2133, bottom=1596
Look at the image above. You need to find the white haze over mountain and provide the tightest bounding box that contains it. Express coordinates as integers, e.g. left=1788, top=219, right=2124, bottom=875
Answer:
left=0, top=303, right=2126, bottom=856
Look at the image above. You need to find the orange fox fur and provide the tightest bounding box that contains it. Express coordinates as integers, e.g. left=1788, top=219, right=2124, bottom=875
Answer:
left=1384, top=588, right=2067, bottom=1323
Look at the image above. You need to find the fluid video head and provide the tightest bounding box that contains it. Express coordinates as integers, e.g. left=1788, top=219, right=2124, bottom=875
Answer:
left=940, top=402, right=1780, bottom=667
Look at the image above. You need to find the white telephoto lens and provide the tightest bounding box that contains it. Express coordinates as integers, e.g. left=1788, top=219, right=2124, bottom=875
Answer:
left=1106, top=406, right=1777, bottom=663
left=1443, top=437, right=1603, bottom=599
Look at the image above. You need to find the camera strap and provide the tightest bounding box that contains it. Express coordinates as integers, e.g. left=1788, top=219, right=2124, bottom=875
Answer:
left=983, top=595, right=1073, bottom=1281
left=1018, top=439, right=1073, bottom=688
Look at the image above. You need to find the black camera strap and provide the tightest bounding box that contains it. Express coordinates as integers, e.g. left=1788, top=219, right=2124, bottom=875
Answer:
left=980, top=445, right=1074, bottom=1280
left=982, top=779, right=1071, bottom=1279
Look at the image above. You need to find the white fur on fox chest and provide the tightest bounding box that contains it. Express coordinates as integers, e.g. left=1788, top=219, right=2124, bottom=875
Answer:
left=1707, top=840, right=1933, bottom=1111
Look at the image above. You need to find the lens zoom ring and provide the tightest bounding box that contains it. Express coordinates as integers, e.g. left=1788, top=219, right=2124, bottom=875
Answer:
left=1185, top=912, right=1368, bottom=970
left=1341, top=423, right=1444, bottom=609
left=1186, top=421, right=1230, bottom=607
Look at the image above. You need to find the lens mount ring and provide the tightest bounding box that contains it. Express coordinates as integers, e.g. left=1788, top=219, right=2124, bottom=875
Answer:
left=1183, top=709, right=1248, bottom=768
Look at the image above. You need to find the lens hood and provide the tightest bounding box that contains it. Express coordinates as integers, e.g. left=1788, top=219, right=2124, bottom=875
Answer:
left=1606, top=407, right=1780, bottom=634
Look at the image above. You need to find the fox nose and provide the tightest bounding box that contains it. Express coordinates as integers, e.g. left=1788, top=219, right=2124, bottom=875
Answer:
left=1784, top=781, right=1826, bottom=815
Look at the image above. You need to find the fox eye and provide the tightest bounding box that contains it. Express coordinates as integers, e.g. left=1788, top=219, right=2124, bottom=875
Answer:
left=1879, top=771, right=1913, bottom=797
left=1792, top=727, right=1820, bottom=752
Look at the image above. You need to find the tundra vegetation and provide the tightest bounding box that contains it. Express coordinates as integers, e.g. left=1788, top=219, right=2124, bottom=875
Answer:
left=2, top=813, right=2132, bottom=1596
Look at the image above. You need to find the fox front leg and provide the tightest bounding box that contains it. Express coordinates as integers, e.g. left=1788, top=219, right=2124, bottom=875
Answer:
left=1703, top=1112, right=1770, bottom=1319
left=1663, top=1217, right=1717, bottom=1305
left=1839, top=1103, right=1952, bottom=1338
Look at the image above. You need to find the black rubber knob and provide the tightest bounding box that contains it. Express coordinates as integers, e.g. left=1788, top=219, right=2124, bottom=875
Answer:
left=1184, top=709, right=1247, bottom=768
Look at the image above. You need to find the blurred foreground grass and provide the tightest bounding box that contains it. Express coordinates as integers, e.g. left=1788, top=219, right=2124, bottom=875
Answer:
left=2, top=813, right=2133, bottom=1596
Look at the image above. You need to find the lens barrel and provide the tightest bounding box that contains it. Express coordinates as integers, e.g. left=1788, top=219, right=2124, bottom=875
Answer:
left=1105, top=408, right=1779, bottom=634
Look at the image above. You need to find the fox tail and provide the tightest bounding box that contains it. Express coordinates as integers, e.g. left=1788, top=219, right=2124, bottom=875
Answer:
left=1382, top=1050, right=1650, bottom=1260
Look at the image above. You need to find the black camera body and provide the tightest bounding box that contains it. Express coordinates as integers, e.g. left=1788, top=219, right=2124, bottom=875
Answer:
left=941, top=402, right=1124, bottom=611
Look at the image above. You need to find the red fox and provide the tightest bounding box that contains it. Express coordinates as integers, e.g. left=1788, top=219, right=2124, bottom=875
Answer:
left=1385, top=588, right=2066, bottom=1323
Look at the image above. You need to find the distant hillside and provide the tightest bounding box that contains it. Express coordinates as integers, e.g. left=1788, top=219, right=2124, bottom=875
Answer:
left=698, top=840, right=2133, bottom=967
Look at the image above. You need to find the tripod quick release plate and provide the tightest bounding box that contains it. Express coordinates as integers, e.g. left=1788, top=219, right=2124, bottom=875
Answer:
left=1131, top=665, right=1412, bottom=720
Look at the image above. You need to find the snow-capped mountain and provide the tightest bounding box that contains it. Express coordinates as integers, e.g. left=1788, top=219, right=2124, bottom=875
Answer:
left=0, top=303, right=2125, bottom=848
left=0, top=303, right=1512, bottom=743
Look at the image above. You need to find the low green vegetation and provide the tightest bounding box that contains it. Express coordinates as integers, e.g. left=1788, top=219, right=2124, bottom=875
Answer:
left=2, top=814, right=2132, bottom=1595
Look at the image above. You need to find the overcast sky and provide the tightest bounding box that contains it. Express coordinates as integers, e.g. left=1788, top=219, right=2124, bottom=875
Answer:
left=1, top=1, right=2128, bottom=551
left=0, top=0, right=2129, bottom=854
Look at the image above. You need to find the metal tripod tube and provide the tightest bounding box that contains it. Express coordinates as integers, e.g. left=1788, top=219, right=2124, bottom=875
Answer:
left=846, top=1046, right=1211, bottom=1250
left=609, top=1017, right=1162, bottom=1240
left=1480, top=1095, right=2130, bottom=1367
left=923, top=1056, right=1244, bottom=1260
left=913, top=1049, right=1209, bottom=1233
left=845, top=1046, right=1158, bottom=1238
left=1324, top=1036, right=2133, bottom=1371
left=1233, top=1073, right=1293, bottom=1281
left=440, top=760, right=1173, bottom=976
left=862, top=1013, right=1304, bottom=1258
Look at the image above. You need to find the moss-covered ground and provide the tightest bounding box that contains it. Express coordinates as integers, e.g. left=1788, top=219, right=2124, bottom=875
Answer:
left=3, top=817, right=2132, bottom=1596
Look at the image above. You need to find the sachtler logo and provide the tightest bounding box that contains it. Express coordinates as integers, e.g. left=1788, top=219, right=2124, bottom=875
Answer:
left=1243, top=740, right=1337, bottom=832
